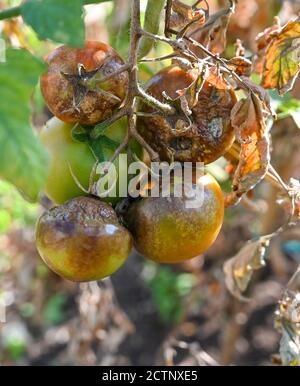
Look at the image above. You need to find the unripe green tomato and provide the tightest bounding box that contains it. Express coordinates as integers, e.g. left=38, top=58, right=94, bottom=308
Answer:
left=35, top=196, right=132, bottom=282
left=40, top=116, right=139, bottom=205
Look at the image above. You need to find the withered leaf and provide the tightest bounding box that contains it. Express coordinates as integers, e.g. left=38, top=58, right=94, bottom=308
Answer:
left=262, top=16, right=300, bottom=95
left=169, top=0, right=206, bottom=34
left=239, top=76, right=275, bottom=117
left=227, top=56, right=252, bottom=77
left=279, top=329, right=300, bottom=366
left=254, top=19, right=281, bottom=74
left=206, top=67, right=230, bottom=90
left=276, top=280, right=300, bottom=366
left=288, top=178, right=300, bottom=220
left=188, top=4, right=234, bottom=54
left=224, top=239, right=269, bottom=301
left=254, top=17, right=281, bottom=74
left=276, top=178, right=300, bottom=220
left=256, top=19, right=281, bottom=52
left=230, top=93, right=270, bottom=200
left=189, top=70, right=206, bottom=108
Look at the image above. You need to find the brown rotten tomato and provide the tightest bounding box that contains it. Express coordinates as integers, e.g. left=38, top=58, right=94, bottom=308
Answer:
left=125, top=173, right=224, bottom=264
left=138, top=65, right=237, bottom=164
left=35, top=197, right=132, bottom=282
left=41, top=41, right=128, bottom=125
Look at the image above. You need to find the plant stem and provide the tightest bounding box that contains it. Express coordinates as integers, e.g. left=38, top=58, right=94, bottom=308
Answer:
left=138, top=0, right=166, bottom=59
left=92, top=0, right=160, bottom=165
left=164, top=0, right=173, bottom=38
left=126, top=0, right=160, bottom=161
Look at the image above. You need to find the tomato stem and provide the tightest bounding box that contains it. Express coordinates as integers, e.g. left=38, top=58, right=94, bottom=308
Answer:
left=138, top=0, right=166, bottom=59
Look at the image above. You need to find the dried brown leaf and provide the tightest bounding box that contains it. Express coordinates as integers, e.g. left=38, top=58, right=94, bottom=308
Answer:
left=230, top=93, right=270, bottom=198
left=279, top=329, right=300, bottom=366
left=275, top=270, right=300, bottom=366
left=224, top=239, right=269, bottom=301
left=254, top=17, right=281, bottom=74
left=276, top=178, right=300, bottom=219
left=239, top=76, right=275, bottom=117
left=256, top=19, right=281, bottom=51
left=227, top=56, right=252, bottom=77
left=206, top=67, right=230, bottom=90
left=188, top=4, right=234, bottom=54
left=169, top=0, right=206, bottom=34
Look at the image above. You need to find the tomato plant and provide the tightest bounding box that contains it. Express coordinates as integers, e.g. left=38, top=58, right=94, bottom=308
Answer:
left=1, top=0, right=300, bottom=366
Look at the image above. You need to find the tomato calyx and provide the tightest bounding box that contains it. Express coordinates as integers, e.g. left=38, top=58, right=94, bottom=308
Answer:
left=60, top=62, right=121, bottom=114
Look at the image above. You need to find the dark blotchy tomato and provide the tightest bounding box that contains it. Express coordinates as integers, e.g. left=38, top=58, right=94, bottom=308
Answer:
left=36, top=196, right=132, bottom=282
left=41, top=41, right=128, bottom=125
left=138, top=65, right=237, bottom=164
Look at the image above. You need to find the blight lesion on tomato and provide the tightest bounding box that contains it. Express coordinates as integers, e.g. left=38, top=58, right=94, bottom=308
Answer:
left=35, top=196, right=132, bottom=282
left=40, top=41, right=128, bottom=126
left=137, top=65, right=237, bottom=165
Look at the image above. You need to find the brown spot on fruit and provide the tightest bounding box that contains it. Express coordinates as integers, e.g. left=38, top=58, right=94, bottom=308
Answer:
left=125, top=174, right=224, bottom=263
left=35, top=196, right=132, bottom=282
left=40, top=41, right=128, bottom=125
left=137, top=65, right=237, bottom=164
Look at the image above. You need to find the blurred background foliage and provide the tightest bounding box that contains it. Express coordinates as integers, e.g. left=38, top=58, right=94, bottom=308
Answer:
left=0, top=0, right=300, bottom=365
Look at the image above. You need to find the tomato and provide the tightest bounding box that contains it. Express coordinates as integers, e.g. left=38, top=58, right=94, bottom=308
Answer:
left=40, top=41, right=128, bottom=125
left=126, top=173, right=224, bottom=263
left=36, top=196, right=132, bottom=282
left=137, top=65, right=237, bottom=164
left=40, top=116, right=139, bottom=205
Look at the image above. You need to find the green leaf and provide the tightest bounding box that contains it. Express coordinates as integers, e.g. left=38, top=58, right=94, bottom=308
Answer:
left=43, top=294, right=66, bottom=325
left=101, top=136, right=119, bottom=150
left=71, top=124, right=90, bottom=143
left=21, top=0, right=85, bottom=46
left=92, top=119, right=112, bottom=138
left=276, top=95, right=300, bottom=128
left=0, top=209, right=11, bottom=233
left=89, top=139, right=105, bottom=162
left=0, top=48, right=48, bottom=202
left=88, top=135, right=119, bottom=162
left=145, top=264, right=194, bottom=324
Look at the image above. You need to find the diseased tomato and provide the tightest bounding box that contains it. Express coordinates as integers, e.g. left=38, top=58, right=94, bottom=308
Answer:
left=125, top=173, right=224, bottom=263
left=40, top=41, right=128, bottom=125
left=36, top=196, right=132, bottom=282
left=138, top=65, right=237, bottom=164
